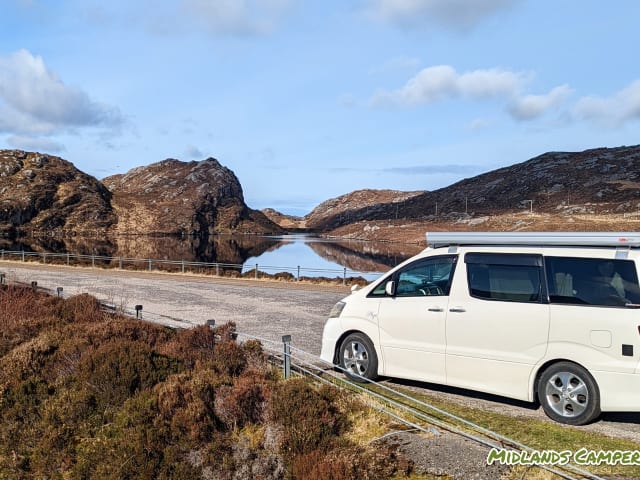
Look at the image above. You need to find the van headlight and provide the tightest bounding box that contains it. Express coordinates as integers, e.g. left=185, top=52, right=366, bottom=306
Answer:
left=329, top=301, right=346, bottom=318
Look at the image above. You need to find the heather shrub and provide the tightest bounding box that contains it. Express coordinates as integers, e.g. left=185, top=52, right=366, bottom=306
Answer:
left=292, top=446, right=412, bottom=480
left=212, top=340, right=248, bottom=377
left=0, top=285, right=61, bottom=355
left=155, top=370, right=219, bottom=443
left=56, top=293, right=105, bottom=323
left=270, top=378, right=347, bottom=455
left=0, top=332, right=59, bottom=387
left=74, top=339, right=182, bottom=411
left=159, top=324, right=216, bottom=367
left=215, top=370, right=270, bottom=430
left=75, top=317, right=175, bottom=349
left=72, top=391, right=202, bottom=480
left=215, top=321, right=238, bottom=342
left=0, top=284, right=412, bottom=480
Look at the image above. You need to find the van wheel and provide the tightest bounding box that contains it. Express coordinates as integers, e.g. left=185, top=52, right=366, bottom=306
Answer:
left=538, top=362, right=600, bottom=425
left=339, top=333, right=378, bottom=382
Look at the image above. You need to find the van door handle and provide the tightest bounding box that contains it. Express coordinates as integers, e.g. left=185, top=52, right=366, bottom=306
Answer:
left=428, top=307, right=444, bottom=312
left=449, top=307, right=466, bottom=313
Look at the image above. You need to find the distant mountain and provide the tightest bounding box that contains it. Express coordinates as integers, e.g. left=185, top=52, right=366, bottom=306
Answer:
left=0, top=150, right=115, bottom=236
left=303, top=189, right=424, bottom=231
left=308, top=145, right=640, bottom=232
left=103, top=158, right=282, bottom=235
left=404, top=145, right=640, bottom=219
left=261, top=208, right=304, bottom=230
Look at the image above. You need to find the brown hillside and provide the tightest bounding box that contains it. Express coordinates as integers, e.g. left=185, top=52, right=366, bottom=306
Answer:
left=0, top=150, right=116, bottom=236
left=304, top=189, right=424, bottom=231
left=311, top=146, right=640, bottom=243
left=103, top=158, right=283, bottom=235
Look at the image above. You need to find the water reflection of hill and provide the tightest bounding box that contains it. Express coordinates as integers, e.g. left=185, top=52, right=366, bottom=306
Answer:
left=307, top=240, right=422, bottom=273
left=0, top=234, right=421, bottom=275
left=0, top=234, right=284, bottom=266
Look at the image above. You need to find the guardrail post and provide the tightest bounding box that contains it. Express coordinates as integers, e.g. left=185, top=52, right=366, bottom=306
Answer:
left=21, top=250, right=25, bottom=262
left=255, top=264, right=258, bottom=280
left=56, top=287, right=63, bottom=297
left=135, top=304, right=143, bottom=319
left=42, top=253, right=46, bottom=264
left=297, top=266, right=300, bottom=281
left=67, top=252, right=70, bottom=266
left=206, top=319, right=216, bottom=352
left=119, top=257, right=123, bottom=269
left=282, top=335, right=292, bottom=379
left=148, top=259, right=152, bottom=272
left=181, top=260, right=185, bottom=273
left=215, top=263, right=219, bottom=276
left=91, top=255, right=95, bottom=268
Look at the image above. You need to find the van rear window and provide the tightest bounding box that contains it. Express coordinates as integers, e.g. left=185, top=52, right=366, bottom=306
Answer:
left=545, top=257, right=640, bottom=307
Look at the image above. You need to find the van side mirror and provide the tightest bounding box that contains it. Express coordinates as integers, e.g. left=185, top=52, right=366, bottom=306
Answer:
left=385, top=281, right=396, bottom=296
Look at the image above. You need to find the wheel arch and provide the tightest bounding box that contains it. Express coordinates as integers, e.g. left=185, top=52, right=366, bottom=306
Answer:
left=333, top=328, right=383, bottom=372
left=333, top=329, right=372, bottom=364
left=532, top=358, right=600, bottom=402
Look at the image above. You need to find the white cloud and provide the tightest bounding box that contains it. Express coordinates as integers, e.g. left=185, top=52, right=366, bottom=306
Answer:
left=368, top=0, right=520, bottom=30
left=0, top=49, right=124, bottom=136
left=178, top=0, right=292, bottom=35
left=6, top=135, right=66, bottom=153
left=573, top=80, right=640, bottom=126
left=508, top=84, right=572, bottom=121
left=371, top=65, right=526, bottom=106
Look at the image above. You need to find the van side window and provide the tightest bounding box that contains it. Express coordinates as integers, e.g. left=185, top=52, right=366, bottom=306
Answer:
left=545, top=257, right=640, bottom=307
left=370, top=255, right=457, bottom=297
left=466, top=253, right=543, bottom=303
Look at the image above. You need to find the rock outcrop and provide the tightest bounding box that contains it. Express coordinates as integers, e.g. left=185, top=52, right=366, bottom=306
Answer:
left=0, top=150, right=116, bottom=236
left=103, top=158, right=282, bottom=235
left=304, top=189, right=424, bottom=231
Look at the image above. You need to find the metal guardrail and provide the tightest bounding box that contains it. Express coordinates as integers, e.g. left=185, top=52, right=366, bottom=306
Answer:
left=0, top=249, right=380, bottom=284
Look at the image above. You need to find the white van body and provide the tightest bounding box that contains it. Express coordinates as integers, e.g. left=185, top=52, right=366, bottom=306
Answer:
left=320, top=232, right=640, bottom=425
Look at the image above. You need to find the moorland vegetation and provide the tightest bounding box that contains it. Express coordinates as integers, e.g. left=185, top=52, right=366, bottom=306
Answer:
left=0, top=285, right=412, bottom=479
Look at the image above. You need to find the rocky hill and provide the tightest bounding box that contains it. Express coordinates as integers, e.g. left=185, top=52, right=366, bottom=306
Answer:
left=104, top=158, right=282, bottom=235
left=303, top=189, right=424, bottom=231
left=0, top=150, right=115, bottom=236
left=261, top=208, right=305, bottom=230
left=307, top=146, right=640, bottom=238
left=0, top=151, right=283, bottom=237
left=403, top=145, right=640, bottom=219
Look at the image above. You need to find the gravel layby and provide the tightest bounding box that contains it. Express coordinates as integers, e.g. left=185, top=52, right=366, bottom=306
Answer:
left=1, top=261, right=346, bottom=355
left=3, top=261, right=640, bottom=479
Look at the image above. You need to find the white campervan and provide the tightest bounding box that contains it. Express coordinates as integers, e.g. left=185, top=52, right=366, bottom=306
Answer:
left=320, top=232, right=640, bottom=425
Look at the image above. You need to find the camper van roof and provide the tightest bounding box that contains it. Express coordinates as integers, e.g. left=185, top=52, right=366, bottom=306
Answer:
left=426, top=232, right=640, bottom=248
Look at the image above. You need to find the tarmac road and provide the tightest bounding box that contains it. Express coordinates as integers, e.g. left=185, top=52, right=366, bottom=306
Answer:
left=3, top=260, right=640, bottom=445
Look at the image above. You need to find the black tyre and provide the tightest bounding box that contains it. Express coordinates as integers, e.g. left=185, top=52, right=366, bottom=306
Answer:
left=339, top=333, right=378, bottom=382
left=537, top=362, right=601, bottom=425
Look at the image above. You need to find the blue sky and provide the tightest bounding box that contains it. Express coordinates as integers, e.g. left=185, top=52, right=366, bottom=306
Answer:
left=1, top=0, right=639, bottom=216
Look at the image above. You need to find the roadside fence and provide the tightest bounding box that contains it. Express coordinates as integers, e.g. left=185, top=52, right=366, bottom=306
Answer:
left=0, top=249, right=380, bottom=284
